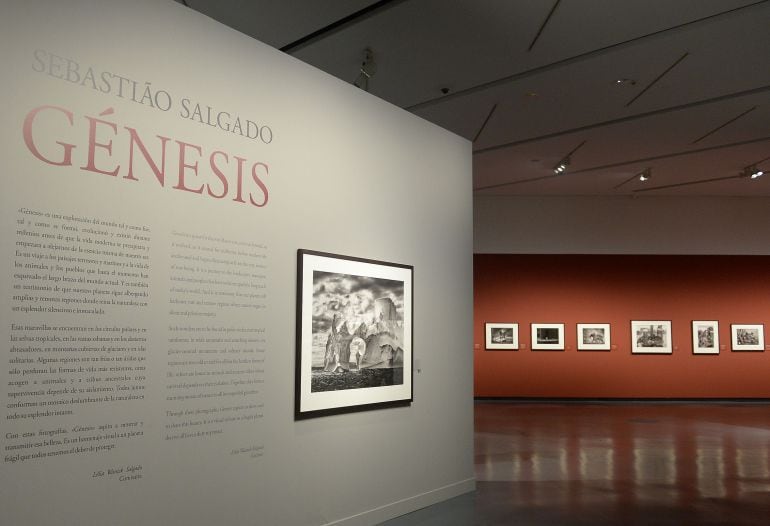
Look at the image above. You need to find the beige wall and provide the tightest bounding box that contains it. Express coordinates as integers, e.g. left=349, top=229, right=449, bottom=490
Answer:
left=0, top=1, right=474, bottom=524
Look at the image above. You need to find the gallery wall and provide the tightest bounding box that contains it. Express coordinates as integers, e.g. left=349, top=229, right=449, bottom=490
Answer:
left=474, top=254, right=770, bottom=399
left=0, top=1, right=474, bottom=525
left=474, top=195, right=770, bottom=255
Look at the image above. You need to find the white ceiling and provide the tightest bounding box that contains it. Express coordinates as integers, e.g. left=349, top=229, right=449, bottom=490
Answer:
left=182, top=0, right=769, bottom=196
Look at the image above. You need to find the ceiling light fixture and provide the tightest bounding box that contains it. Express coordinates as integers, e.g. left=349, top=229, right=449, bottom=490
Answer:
left=553, top=156, right=570, bottom=175
left=551, top=140, right=585, bottom=176
left=638, top=168, right=652, bottom=182
left=744, top=165, right=764, bottom=179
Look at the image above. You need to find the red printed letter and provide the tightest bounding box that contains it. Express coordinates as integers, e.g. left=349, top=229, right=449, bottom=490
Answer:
left=249, top=162, right=269, bottom=207
left=207, top=150, right=229, bottom=199
left=22, top=105, right=76, bottom=166
left=125, top=126, right=169, bottom=186
left=173, top=140, right=204, bottom=194
left=81, top=107, right=120, bottom=176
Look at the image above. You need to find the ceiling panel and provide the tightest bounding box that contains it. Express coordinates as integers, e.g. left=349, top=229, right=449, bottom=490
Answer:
left=180, top=0, right=770, bottom=197
left=417, top=10, right=770, bottom=147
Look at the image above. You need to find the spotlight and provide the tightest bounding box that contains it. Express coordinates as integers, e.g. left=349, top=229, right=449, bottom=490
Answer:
left=552, top=157, right=570, bottom=175
left=638, top=168, right=652, bottom=182
left=551, top=142, right=585, bottom=176
left=743, top=165, right=764, bottom=179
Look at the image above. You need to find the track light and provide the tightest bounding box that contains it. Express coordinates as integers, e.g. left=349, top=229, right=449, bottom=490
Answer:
left=638, top=168, right=652, bottom=182
left=551, top=141, right=585, bottom=176
left=553, top=156, right=570, bottom=175
left=743, top=165, right=764, bottom=179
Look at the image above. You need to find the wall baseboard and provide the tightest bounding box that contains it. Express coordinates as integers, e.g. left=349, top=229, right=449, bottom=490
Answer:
left=475, top=397, right=770, bottom=404
left=326, top=478, right=476, bottom=526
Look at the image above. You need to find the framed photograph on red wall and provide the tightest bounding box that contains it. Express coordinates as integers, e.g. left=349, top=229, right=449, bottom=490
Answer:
left=485, top=323, right=519, bottom=350
left=577, top=323, right=611, bottom=351
left=692, top=320, right=719, bottom=354
left=531, top=323, right=565, bottom=350
left=631, top=321, right=672, bottom=354
left=730, top=324, right=764, bottom=352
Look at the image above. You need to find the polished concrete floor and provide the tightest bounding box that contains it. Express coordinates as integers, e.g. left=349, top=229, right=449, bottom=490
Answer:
left=382, top=402, right=770, bottom=525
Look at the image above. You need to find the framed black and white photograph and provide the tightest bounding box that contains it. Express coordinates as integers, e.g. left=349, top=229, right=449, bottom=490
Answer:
left=631, top=321, right=672, bottom=354
left=296, top=249, right=413, bottom=419
left=577, top=323, right=611, bottom=351
left=730, top=324, right=764, bottom=352
left=531, top=323, right=565, bottom=350
left=485, top=323, right=519, bottom=350
left=692, top=320, right=719, bottom=354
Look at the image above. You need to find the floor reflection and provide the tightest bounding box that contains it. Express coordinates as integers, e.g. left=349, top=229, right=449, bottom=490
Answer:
left=578, top=437, right=613, bottom=483
left=385, top=402, right=770, bottom=526
left=696, top=435, right=726, bottom=499
left=471, top=402, right=770, bottom=525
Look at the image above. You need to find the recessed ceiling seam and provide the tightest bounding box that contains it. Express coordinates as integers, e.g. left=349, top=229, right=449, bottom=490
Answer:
left=691, top=106, right=758, bottom=144
left=279, top=0, right=407, bottom=53
left=472, top=85, right=770, bottom=155
left=565, top=140, right=586, bottom=159
left=625, top=51, right=689, bottom=107
left=527, top=0, right=561, bottom=52
left=472, top=103, right=499, bottom=143
left=569, top=136, right=770, bottom=176
left=406, top=0, right=769, bottom=112
left=473, top=135, right=770, bottom=191
left=613, top=171, right=647, bottom=191
left=633, top=174, right=743, bottom=193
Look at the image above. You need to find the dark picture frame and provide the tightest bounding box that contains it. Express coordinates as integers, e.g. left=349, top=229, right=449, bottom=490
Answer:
left=531, top=323, right=565, bottom=350
left=631, top=320, right=672, bottom=354
left=485, top=323, right=519, bottom=350
left=730, top=324, right=764, bottom=352
left=692, top=320, right=719, bottom=355
left=295, top=249, right=413, bottom=419
left=577, top=323, right=611, bottom=351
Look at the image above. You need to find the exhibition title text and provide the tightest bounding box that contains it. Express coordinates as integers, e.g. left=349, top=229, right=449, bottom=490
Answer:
left=23, top=49, right=272, bottom=208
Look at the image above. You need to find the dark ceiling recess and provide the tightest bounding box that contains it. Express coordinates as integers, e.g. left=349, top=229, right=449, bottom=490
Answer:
left=527, top=0, right=561, bottom=52
left=473, top=104, right=499, bottom=144
left=690, top=106, right=757, bottom=144
left=634, top=174, right=744, bottom=193
left=280, top=0, right=406, bottom=54
left=625, top=51, right=689, bottom=107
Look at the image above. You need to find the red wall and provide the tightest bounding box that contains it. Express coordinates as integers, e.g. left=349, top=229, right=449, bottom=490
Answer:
left=474, top=254, right=770, bottom=398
